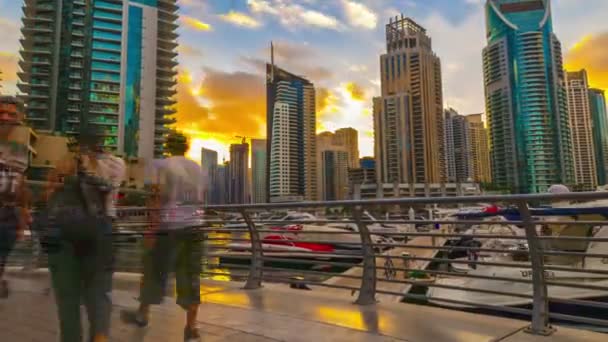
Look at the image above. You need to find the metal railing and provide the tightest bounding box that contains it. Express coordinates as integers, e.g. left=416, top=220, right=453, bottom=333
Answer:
left=8, top=191, right=608, bottom=335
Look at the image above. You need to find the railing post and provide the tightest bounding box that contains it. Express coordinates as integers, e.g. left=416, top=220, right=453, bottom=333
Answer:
left=517, top=201, right=555, bottom=335
left=353, top=206, right=377, bottom=305
left=240, top=210, right=263, bottom=290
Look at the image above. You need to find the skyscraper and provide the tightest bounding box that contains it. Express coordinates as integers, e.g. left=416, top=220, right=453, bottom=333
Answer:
left=201, top=148, right=218, bottom=204
left=251, top=138, right=267, bottom=203
left=266, top=43, right=317, bottom=202
left=334, top=128, right=359, bottom=169
left=229, top=142, right=249, bottom=204
left=373, top=15, right=444, bottom=185
left=465, top=114, right=492, bottom=184
left=590, top=89, right=608, bottom=186
left=566, top=70, right=597, bottom=191
left=444, top=108, right=472, bottom=183
left=483, top=0, right=573, bottom=193
left=216, top=161, right=228, bottom=204
left=317, top=132, right=351, bottom=201
left=18, top=0, right=178, bottom=159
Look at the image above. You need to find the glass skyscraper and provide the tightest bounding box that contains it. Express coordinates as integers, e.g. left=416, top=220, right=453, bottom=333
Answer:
left=18, top=0, right=178, bottom=159
left=482, top=0, right=573, bottom=193
left=266, top=44, right=317, bottom=203
left=590, top=89, right=608, bottom=186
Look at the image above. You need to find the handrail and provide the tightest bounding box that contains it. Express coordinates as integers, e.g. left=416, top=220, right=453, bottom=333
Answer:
left=14, top=191, right=608, bottom=336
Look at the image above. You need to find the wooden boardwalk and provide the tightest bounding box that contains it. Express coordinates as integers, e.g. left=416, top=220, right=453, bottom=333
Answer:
left=322, top=236, right=447, bottom=303
left=1, top=273, right=605, bottom=342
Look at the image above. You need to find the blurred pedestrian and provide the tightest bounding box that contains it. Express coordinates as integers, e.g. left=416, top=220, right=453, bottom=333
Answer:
left=0, top=165, right=30, bottom=298
left=122, top=153, right=203, bottom=341
left=42, top=140, right=125, bottom=342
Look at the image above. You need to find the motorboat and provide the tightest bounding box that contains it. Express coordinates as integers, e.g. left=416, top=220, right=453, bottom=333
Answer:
left=223, top=211, right=320, bottom=229
left=327, top=211, right=416, bottom=237
left=427, top=205, right=608, bottom=327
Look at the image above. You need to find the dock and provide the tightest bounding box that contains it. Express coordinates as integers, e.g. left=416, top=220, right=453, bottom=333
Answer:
left=322, top=235, right=448, bottom=302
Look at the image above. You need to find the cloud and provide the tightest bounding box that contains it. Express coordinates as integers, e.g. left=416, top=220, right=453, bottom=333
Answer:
left=342, top=0, right=377, bottom=30
left=316, top=83, right=374, bottom=156
left=177, top=44, right=204, bottom=57
left=240, top=41, right=335, bottom=82
left=180, top=15, right=212, bottom=31
left=219, top=11, right=263, bottom=29
left=0, top=52, right=19, bottom=94
left=248, top=0, right=342, bottom=30
left=348, top=64, right=368, bottom=73
left=565, top=32, right=608, bottom=92
left=175, top=68, right=266, bottom=140
left=345, top=82, right=366, bottom=101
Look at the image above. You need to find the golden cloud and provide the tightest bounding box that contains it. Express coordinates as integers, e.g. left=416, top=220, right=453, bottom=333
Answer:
left=565, top=32, right=608, bottom=91
left=345, top=82, right=366, bottom=101
left=181, top=15, right=212, bottom=31
left=0, top=52, right=19, bottom=82
left=177, top=44, right=203, bottom=57
left=219, top=11, right=262, bottom=28
left=175, top=68, right=266, bottom=141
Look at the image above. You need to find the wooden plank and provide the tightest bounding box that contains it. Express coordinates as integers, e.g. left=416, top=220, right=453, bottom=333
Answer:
left=321, top=236, right=447, bottom=302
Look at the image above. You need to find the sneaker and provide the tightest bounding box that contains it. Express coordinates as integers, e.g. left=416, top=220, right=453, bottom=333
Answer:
left=184, top=326, right=201, bottom=341
left=120, top=310, right=149, bottom=328
left=0, top=280, right=9, bottom=299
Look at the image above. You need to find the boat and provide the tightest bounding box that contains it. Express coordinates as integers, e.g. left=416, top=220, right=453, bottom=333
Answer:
left=223, top=211, right=320, bottom=229
left=426, top=205, right=608, bottom=328
left=327, top=211, right=416, bottom=238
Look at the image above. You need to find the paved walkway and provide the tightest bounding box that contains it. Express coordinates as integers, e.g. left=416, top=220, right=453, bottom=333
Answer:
left=0, top=271, right=606, bottom=341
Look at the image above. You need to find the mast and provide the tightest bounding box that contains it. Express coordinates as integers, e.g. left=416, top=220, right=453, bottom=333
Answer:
left=270, top=41, right=275, bottom=82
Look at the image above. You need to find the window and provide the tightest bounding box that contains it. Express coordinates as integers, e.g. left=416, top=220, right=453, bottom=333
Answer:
left=92, top=50, right=120, bottom=61
left=91, top=71, right=120, bottom=82
left=93, top=30, right=122, bottom=41
left=93, top=40, right=121, bottom=51
left=92, top=60, right=121, bottom=72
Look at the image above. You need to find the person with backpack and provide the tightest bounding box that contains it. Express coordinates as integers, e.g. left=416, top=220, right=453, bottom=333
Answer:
left=43, top=142, right=125, bottom=342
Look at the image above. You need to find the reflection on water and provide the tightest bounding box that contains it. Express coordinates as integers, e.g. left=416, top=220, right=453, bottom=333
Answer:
left=8, top=226, right=345, bottom=285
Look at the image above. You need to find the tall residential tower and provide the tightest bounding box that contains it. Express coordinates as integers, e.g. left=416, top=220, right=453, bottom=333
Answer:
left=251, top=138, right=267, bottom=203
left=566, top=70, right=597, bottom=191
left=266, top=43, right=317, bottom=202
left=18, top=0, right=178, bottom=159
left=482, top=0, right=573, bottom=193
left=373, top=16, right=444, bottom=185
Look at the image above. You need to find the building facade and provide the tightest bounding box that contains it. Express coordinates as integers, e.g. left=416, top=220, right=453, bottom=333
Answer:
left=482, top=0, right=573, bottom=193
left=201, top=148, right=218, bottom=204
left=333, top=128, right=359, bottom=169
left=465, top=113, right=492, bottom=184
left=566, top=70, right=597, bottom=191
left=266, top=46, right=317, bottom=202
left=374, top=16, right=444, bottom=185
left=251, top=138, right=267, bottom=203
left=590, top=89, right=608, bottom=186
left=18, top=0, right=178, bottom=159
left=216, top=162, right=228, bottom=205
left=228, top=142, right=249, bottom=204
left=444, top=108, right=472, bottom=183
left=317, top=132, right=351, bottom=201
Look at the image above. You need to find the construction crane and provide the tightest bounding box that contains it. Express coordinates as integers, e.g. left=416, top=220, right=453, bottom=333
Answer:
left=235, top=135, right=254, bottom=144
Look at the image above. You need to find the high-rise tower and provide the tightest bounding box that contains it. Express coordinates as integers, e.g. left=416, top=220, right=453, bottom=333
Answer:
left=266, top=43, right=317, bottom=202
left=483, top=0, right=573, bottom=193
left=18, top=0, right=178, bottom=159
left=373, top=15, right=444, bottom=185
left=566, top=70, right=597, bottom=191
left=590, top=89, right=608, bottom=186
left=251, top=138, right=267, bottom=203
left=465, top=114, right=492, bottom=184
left=229, top=142, right=249, bottom=204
